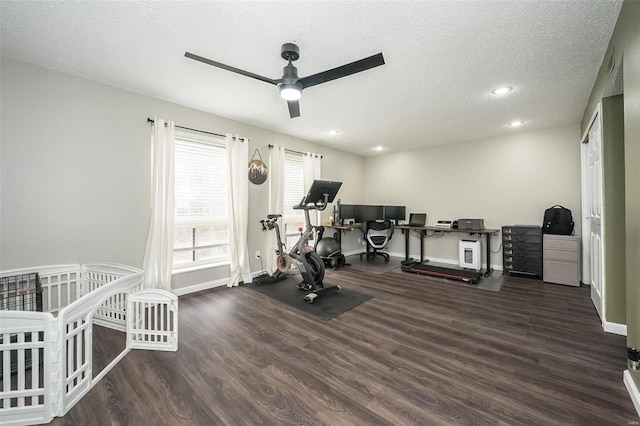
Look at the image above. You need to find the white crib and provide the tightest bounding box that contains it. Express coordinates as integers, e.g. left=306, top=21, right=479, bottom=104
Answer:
left=0, top=263, right=178, bottom=426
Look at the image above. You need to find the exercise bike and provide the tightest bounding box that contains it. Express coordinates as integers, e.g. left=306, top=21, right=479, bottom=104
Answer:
left=258, top=180, right=343, bottom=304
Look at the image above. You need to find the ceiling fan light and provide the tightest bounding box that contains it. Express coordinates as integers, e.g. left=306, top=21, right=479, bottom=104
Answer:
left=492, top=86, right=513, bottom=95
left=279, top=84, right=302, bottom=101
left=508, top=120, right=525, bottom=127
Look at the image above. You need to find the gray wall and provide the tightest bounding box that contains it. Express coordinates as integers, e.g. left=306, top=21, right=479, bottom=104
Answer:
left=345, top=124, right=581, bottom=267
left=602, top=95, right=626, bottom=326
left=581, top=0, right=640, bottom=390
left=0, top=58, right=364, bottom=290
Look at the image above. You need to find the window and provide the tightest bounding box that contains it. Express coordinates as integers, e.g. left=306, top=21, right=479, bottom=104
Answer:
left=283, top=152, right=305, bottom=248
left=173, top=133, right=229, bottom=269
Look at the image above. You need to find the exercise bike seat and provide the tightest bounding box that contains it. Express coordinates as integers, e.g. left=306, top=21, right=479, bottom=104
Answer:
left=267, top=214, right=282, bottom=219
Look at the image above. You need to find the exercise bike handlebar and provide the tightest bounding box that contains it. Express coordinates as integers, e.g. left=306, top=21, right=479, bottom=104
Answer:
left=292, top=193, right=331, bottom=212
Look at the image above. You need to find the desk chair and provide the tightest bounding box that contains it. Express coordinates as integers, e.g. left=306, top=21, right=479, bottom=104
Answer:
left=360, top=220, right=394, bottom=262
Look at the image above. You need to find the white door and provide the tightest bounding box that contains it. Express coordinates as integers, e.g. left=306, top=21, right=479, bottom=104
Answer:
left=586, top=113, right=605, bottom=319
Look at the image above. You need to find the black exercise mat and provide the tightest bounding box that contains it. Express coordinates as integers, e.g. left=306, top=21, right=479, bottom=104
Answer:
left=245, top=278, right=372, bottom=320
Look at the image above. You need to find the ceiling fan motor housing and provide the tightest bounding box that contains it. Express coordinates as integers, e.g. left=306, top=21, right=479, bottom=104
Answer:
left=281, top=43, right=300, bottom=61
left=278, top=61, right=302, bottom=100
left=281, top=63, right=299, bottom=85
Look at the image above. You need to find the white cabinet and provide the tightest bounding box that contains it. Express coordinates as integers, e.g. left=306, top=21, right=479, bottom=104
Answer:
left=543, top=235, right=580, bottom=286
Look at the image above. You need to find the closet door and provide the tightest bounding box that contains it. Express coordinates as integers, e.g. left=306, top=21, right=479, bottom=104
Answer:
left=585, top=109, right=605, bottom=319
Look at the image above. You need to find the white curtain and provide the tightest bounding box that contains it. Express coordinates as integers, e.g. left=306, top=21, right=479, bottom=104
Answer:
left=266, top=145, right=285, bottom=274
left=143, top=117, right=175, bottom=291
left=303, top=152, right=322, bottom=226
left=226, top=134, right=251, bottom=287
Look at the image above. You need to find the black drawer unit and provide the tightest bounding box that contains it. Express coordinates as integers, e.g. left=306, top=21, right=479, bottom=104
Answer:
left=502, top=225, right=542, bottom=277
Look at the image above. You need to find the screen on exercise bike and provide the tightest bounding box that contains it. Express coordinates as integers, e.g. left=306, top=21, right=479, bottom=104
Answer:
left=303, top=180, right=342, bottom=205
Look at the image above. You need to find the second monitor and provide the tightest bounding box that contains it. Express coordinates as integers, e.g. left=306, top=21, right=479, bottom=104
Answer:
left=356, top=205, right=384, bottom=223
left=339, top=204, right=358, bottom=222
left=383, top=205, right=406, bottom=222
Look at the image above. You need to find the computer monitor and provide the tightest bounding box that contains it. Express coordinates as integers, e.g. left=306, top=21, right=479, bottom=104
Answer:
left=302, top=180, right=342, bottom=204
left=339, top=204, right=358, bottom=221
left=356, top=205, right=384, bottom=223
left=408, top=213, right=427, bottom=227
left=384, top=205, right=406, bottom=221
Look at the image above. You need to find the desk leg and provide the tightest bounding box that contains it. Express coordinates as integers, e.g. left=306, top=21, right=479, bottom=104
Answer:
left=484, top=233, right=494, bottom=277
left=404, top=229, right=409, bottom=261
left=420, top=230, right=425, bottom=263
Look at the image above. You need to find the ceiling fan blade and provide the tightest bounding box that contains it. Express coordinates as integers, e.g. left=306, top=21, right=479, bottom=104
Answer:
left=287, top=100, right=301, bottom=118
left=298, top=53, right=385, bottom=89
left=184, top=52, right=279, bottom=85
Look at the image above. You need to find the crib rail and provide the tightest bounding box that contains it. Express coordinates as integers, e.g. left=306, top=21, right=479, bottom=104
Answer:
left=0, top=263, right=177, bottom=425
left=128, top=289, right=178, bottom=352
left=1, top=265, right=81, bottom=314
left=0, top=311, right=56, bottom=426
left=82, top=264, right=143, bottom=332
left=58, top=271, right=143, bottom=414
left=81, top=263, right=142, bottom=296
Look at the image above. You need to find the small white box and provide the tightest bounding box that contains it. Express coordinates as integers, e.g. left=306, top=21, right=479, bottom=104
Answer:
left=459, top=240, right=481, bottom=271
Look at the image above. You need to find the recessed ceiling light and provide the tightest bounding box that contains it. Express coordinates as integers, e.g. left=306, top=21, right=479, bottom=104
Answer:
left=491, top=86, right=513, bottom=96
left=508, top=120, right=525, bottom=127
left=326, top=129, right=340, bottom=136
left=373, top=146, right=385, bottom=151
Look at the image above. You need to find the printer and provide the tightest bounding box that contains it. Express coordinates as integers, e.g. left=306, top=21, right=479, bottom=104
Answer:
left=457, top=218, right=485, bottom=230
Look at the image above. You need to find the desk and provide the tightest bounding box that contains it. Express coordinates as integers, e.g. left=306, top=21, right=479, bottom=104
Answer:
left=325, top=223, right=362, bottom=245
left=395, top=225, right=499, bottom=276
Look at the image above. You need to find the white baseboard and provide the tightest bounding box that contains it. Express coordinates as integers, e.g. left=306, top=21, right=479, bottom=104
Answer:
left=172, top=270, right=279, bottom=296
left=603, top=321, right=627, bottom=336
left=624, top=370, right=640, bottom=418
left=172, top=278, right=228, bottom=296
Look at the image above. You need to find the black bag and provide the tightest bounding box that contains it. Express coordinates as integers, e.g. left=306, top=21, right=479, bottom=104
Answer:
left=542, top=205, right=574, bottom=235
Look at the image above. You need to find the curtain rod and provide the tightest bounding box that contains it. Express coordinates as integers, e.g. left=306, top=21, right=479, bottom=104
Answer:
left=268, top=144, right=322, bottom=158
left=146, top=118, right=242, bottom=140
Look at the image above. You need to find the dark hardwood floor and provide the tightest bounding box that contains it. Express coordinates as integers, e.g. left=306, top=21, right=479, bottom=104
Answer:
left=51, top=267, right=637, bottom=425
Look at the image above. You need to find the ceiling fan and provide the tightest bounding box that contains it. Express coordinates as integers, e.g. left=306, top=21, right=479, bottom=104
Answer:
left=184, top=43, right=385, bottom=118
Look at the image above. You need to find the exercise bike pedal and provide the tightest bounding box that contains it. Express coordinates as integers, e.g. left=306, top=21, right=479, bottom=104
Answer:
left=303, top=285, right=341, bottom=303
left=303, top=293, right=318, bottom=304
left=297, top=283, right=313, bottom=291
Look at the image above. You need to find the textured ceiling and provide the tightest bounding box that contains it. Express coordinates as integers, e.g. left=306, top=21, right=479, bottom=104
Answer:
left=0, top=1, right=623, bottom=156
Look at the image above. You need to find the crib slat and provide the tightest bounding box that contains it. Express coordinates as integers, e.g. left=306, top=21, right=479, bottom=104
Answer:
left=32, top=338, right=40, bottom=394
left=67, top=325, right=73, bottom=389
left=161, top=303, right=165, bottom=342
left=76, top=322, right=82, bottom=382
left=147, top=302, right=152, bottom=341
left=17, top=333, right=25, bottom=407
left=3, top=333, right=10, bottom=407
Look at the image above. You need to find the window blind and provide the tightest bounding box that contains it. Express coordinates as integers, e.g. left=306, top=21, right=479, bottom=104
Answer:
left=175, top=139, right=228, bottom=222
left=283, top=152, right=305, bottom=248
left=283, top=152, right=304, bottom=217
left=173, top=137, right=229, bottom=268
